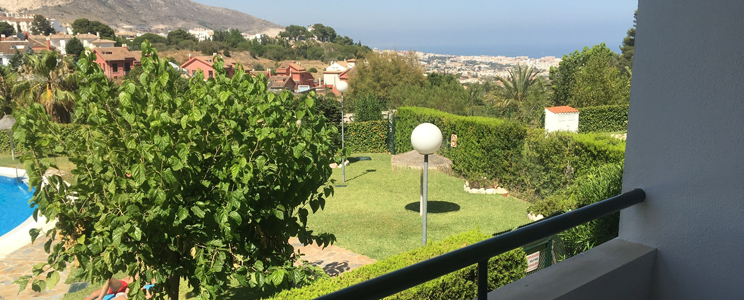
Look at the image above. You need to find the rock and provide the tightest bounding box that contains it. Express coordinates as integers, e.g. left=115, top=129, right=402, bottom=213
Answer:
left=495, top=187, right=508, bottom=195
left=485, top=188, right=496, bottom=194
left=477, top=188, right=486, bottom=194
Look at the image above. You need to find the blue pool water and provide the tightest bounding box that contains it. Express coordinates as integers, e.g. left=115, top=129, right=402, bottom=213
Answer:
left=0, top=175, right=36, bottom=237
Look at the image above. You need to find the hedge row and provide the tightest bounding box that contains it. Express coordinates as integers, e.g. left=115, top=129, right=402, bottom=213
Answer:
left=0, top=123, right=82, bottom=154
left=393, top=107, right=625, bottom=200
left=508, top=130, right=626, bottom=199
left=267, top=230, right=526, bottom=300
left=344, top=120, right=389, bottom=153
left=578, top=105, right=629, bottom=133
left=394, top=107, right=527, bottom=183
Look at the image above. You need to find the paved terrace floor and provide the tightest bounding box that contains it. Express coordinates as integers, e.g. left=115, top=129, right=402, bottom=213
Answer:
left=0, top=237, right=376, bottom=300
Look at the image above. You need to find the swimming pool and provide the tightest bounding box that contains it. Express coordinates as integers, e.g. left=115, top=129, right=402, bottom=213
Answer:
left=0, top=175, right=35, bottom=237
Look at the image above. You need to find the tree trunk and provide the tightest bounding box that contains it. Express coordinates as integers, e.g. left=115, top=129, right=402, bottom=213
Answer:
left=166, top=276, right=180, bottom=300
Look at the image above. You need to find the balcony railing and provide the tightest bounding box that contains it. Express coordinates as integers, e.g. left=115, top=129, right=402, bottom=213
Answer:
left=316, top=188, right=646, bottom=300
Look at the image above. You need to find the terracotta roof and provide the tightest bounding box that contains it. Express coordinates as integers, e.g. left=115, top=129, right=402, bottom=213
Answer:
left=269, top=75, right=295, bottom=88
left=94, top=47, right=140, bottom=61
left=337, top=61, right=348, bottom=68
left=92, top=38, right=116, bottom=44
left=278, top=63, right=306, bottom=72
left=339, top=67, right=356, bottom=80
left=546, top=106, right=579, bottom=114
left=0, top=41, right=29, bottom=54
left=195, top=55, right=236, bottom=66
left=76, top=34, right=99, bottom=40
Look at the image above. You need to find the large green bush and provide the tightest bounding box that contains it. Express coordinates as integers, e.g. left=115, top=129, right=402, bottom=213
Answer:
left=395, top=107, right=527, bottom=183
left=0, top=123, right=82, bottom=154
left=507, top=130, right=625, bottom=200
left=267, top=230, right=526, bottom=300
left=344, top=121, right=388, bottom=153
left=527, top=163, right=624, bottom=259
left=578, top=105, right=629, bottom=132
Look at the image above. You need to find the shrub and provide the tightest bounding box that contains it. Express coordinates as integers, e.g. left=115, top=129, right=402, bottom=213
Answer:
left=0, top=123, right=81, bottom=154
left=344, top=121, right=388, bottom=153
left=578, top=105, right=629, bottom=132
left=308, top=67, right=318, bottom=73
left=509, top=130, right=625, bottom=200
left=352, top=93, right=385, bottom=122
left=266, top=230, right=526, bottom=300
left=394, top=107, right=527, bottom=184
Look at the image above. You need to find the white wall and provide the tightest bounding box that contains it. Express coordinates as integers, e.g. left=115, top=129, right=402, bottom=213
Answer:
left=620, top=1, right=744, bottom=299
left=544, top=110, right=578, bottom=133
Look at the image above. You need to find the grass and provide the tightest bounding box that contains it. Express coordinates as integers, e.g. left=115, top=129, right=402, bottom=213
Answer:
left=0, top=154, right=77, bottom=183
left=309, top=153, right=530, bottom=259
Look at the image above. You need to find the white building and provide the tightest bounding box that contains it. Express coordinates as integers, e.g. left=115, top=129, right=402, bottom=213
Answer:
left=188, top=28, right=214, bottom=42
left=0, top=41, right=30, bottom=65
left=544, top=106, right=579, bottom=132
left=323, top=59, right=356, bottom=88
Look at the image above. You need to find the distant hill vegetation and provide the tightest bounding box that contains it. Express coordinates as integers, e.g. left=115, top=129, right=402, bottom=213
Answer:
left=2, top=0, right=282, bottom=34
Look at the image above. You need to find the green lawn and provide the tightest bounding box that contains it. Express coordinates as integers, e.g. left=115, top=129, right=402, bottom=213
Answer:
left=0, top=154, right=76, bottom=183
left=309, top=153, right=530, bottom=259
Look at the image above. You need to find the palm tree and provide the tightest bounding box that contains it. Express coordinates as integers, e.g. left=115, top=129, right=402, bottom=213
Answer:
left=0, top=66, right=19, bottom=116
left=493, top=64, right=541, bottom=108
left=13, top=51, right=78, bottom=123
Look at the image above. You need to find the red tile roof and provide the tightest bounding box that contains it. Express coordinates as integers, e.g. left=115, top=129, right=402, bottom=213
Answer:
left=546, top=106, right=579, bottom=114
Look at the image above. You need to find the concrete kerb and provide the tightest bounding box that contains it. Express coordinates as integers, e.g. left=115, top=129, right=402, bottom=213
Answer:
left=0, top=167, right=57, bottom=260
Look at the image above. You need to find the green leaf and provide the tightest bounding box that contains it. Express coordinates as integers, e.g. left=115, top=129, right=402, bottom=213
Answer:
left=268, top=269, right=285, bottom=286
left=29, top=228, right=40, bottom=243
left=131, top=163, right=146, bottom=185
left=192, top=206, right=206, bottom=218
left=46, top=271, right=60, bottom=289
left=113, top=226, right=126, bottom=245
left=229, top=211, right=242, bottom=225
left=177, top=207, right=189, bottom=222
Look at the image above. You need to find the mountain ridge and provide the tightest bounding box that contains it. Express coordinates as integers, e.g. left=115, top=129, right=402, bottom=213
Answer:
left=0, top=0, right=283, bottom=34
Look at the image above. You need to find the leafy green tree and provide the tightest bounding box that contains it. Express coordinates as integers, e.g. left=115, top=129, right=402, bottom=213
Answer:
left=70, top=18, right=114, bottom=40
left=13, top=43, right=338, bottom=299
left=0, top=21, right=15, bottom=37
left=549, top=43, right=626, bottom=107
left=64, top=37, right=84, bottom=58
left=8, top=50, right=25, bottom=70
left=568, top=53, right=630, bottom=108
left=225, top=29, right=244, bottom=48
left=388, top=79, right=470, bottom=113
left=349, top=51, right=426, bottom=101
left=30, top=14, right=55, bottom=36
left=166, top=29, right=197, bottom=46
left=0, top=66, right=18, bottom=116
left=253, top=63, right=265, bottom=71
left=352, top=93, right=385, bottom=122
left=311, top=24, right=336, bottom=42
left=132, top=33, right=167, bottom=47
left=308, top=67, right=317, bottom=73
left=12, top=51, right=77, bottom=123
left=280, top=25, right=309, bottom=41
left=618, top=10, right=637, bottom=73
left=333, top=36, right=354, bottom=46
left=212, top=30, right=229, bottom=42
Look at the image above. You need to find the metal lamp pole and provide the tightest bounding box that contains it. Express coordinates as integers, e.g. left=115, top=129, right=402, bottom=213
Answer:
left=336, top=81, right=349, bottom=183
left=411, top=123, right=442, bottom=246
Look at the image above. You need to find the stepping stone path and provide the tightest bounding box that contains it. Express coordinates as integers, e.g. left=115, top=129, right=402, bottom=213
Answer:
left=290, top=238, right=376, bottom=277
left=0, top=237, right=71, bottom=300
left=0, top=236, right=376, bottom=300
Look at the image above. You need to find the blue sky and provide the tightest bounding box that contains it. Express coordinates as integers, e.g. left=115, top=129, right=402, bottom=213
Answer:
left=193, top=0, right=638, bottom=58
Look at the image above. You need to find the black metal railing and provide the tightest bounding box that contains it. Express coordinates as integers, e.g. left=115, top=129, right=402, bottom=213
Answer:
left=316, top=188, right=646, bottom=300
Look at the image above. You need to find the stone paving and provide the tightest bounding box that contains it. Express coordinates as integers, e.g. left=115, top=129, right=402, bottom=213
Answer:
left=0, top=237, right=71, bottom=300
left=0, top=237, right=376, bottom=300
left=289, top=238, right=377, bottom=276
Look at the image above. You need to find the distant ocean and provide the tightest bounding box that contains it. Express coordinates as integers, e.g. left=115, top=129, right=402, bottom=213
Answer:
left=374, top=44, right=596, bottom=59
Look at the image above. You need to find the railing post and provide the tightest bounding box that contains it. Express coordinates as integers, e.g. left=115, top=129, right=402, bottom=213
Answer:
left=478, top=260, right=488, bottom=300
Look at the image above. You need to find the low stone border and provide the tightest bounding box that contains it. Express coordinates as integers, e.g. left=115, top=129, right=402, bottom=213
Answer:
left=463, top=181, right=509, bottom=195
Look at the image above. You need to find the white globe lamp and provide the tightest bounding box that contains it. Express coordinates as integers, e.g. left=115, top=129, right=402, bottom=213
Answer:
left=410, top=123, right=442, bottom=246
left=336, top=81, right=349, bottom=93
left=411, top=123, right=443, bottom=155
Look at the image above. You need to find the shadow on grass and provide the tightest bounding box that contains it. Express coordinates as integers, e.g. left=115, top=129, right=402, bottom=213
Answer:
left=405, top=201, right=461, bottom=214
left=347, top=156, right=372, bottom=163
left=346, top=169, right=376, bottom=182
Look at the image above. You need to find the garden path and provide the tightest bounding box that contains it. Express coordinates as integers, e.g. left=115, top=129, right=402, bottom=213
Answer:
left=0, top=237, right=375, bottom=300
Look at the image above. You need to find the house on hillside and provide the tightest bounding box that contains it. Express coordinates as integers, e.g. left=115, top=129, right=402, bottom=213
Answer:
left=323, top=59, right=357, bottom=93
left=26, top=35, right=53, bottom=53
left=276, top=62, right=315, bottom=91
left=0, top=41, right=31, bottom=66
left=268, top=75, right=296, bottom=92
left=93, top=46, right=142, bottom=79
left=180, top=54, right=237, bottom=79
left=188, top=28, right=214, bottom=42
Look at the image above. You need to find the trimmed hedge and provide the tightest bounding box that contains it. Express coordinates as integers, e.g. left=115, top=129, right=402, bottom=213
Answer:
left=508, top=130, right=626, bottom=200
left=344, top=120, right=389, bottom=153
left=0, top=123, right=82, bottom=154
left=578, top=105, right=629, bottom=133
left=395, top=107, right=527, bottom=183
left=267, top=230, right=526, bottom=300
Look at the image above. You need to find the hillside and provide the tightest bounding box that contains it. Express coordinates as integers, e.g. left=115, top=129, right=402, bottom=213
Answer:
left=0, top=0, right=283, bottom=34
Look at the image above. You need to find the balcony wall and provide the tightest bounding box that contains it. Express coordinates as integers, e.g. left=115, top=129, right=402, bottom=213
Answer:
left=620, top=0, right=744, bottom=299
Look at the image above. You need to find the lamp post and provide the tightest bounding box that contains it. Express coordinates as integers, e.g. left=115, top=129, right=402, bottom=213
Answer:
left=336, top=81, right=349, bottom=183
left=411, top=123, right=442, bottom=246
